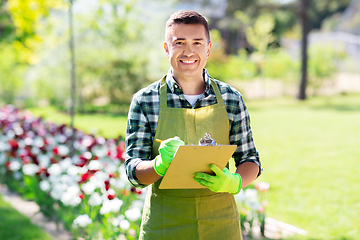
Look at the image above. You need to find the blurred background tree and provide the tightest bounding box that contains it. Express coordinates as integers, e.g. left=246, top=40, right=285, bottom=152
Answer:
left=0, top=0, right=63, bottom=104
left=0, top=0, right=357, bottom=111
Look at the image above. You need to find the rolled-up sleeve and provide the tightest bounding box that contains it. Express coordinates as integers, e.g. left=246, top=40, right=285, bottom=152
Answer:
left=125, top=96, right=153, bottom=188
left=225, top=88, right=262, bottom=177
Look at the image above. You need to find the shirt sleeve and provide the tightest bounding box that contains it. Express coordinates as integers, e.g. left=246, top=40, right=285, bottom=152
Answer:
left=227, top=90, right=262, bottom=177
left=125, top=95, right=154, bottom=188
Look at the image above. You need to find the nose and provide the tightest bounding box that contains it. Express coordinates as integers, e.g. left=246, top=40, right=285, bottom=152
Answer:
left=183, top=44, right=194, bottom=57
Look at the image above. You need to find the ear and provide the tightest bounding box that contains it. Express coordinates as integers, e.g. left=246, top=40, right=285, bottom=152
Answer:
left=164, top=42, right=170, bottom=58
left=207, top=41, right=212, bottom=58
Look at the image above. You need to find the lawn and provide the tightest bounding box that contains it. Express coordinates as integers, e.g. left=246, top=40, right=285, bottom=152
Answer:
left=0, top=194, right=53, bottom=240
left=25, top=93, right=360, bottom=239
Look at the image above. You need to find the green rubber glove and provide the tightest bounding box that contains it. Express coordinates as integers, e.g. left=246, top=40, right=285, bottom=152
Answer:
left=194, top=164, right=242, bottom=194
left=154, top=136, right=185, bottom=176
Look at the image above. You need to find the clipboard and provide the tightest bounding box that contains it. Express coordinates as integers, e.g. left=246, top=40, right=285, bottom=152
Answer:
left=159, top=145, right=237, bottom=189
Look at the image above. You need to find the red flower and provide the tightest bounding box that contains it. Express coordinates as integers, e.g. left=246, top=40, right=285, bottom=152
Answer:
left=79, top=192, right=85, bottom=200
left=104, top=180, right=110, bottom=191
left=79, top=171, right=91, bottom=184
left=52, top=146, right=59, bottom=155
left=8, top=139, right=18, bottom=150
left=131, top=187, right=142, bottom=195
left=107, top=192, right=116, bottom=200
left=22, top=156, right=31, bottom=165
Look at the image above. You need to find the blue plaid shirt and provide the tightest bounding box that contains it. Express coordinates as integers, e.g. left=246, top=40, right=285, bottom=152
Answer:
left=125, top=68, right=261, bottom=188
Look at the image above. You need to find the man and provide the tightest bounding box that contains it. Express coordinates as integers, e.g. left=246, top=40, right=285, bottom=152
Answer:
left=125, top=10, right=261, bottom=240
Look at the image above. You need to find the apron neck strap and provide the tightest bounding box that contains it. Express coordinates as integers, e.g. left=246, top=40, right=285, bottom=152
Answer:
left=160, top=76, right=168, bottom=107
left=160, top=76, right=224, bottom=107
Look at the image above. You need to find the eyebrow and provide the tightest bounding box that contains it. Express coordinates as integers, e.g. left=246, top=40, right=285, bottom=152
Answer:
left=173, top=37, right=205, bottom=41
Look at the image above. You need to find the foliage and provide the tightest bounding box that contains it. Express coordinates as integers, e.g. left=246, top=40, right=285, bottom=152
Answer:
left=307, top=43, right=347, bottom=94
left=0, top=43, right=26, bottom=104
left=0, top=0, right=63, bottom=105
left=25, top=0, right=152, bottom=111
left=260, top=48, right=300, bottom=80
left=246, top=13, right=276, bottom=54
left=206, top=29, right=258, bottom=81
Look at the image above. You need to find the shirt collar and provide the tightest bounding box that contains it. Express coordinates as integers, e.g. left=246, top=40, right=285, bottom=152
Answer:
left=165, top=68, right=212, bottom=94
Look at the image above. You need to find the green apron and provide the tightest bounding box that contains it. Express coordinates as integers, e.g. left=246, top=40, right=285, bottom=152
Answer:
left=139, top=77, right=241, bottom=240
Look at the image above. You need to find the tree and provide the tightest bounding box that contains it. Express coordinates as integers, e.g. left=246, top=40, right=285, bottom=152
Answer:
left=298, top=0, right=309, bottom=100
left=0, top=0, right=63, bottom=104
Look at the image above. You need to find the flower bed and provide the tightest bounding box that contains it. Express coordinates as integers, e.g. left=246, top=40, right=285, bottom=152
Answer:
left=0, top=105, right=144, bottom=239
left=0, top=105, right=269, bottom=239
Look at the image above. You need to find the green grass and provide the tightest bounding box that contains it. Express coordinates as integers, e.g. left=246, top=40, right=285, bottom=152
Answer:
left=26, top=93, right=360, bottom=240
left=246, top=94, right=360, bottom=240
left=0, top=194, right=53, bottom=240
left=27, top=106, right=128, bottom=139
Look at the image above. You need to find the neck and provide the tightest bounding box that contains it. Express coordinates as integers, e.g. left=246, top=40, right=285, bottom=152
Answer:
left=173, top=72, right=206, bottom=95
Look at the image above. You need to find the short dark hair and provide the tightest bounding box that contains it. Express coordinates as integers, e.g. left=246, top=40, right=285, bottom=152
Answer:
left=165, top=10, right=210, bottom=42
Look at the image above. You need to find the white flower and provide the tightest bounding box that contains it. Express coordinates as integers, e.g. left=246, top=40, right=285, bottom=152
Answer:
left=104, top=162, right=118, bottom=173
left=59, top=157, right=72, bottom=171
left=24, top=137, right=33, bottom=146
left=92, top=145, right=107, bottom=158
left=88, top=160, right=101, bottom=171
left=55, top=134, right=67, bottom=144
left=22, top=163, right=39, bottom=176
left=50, top=183, right=66, bottom=200
left=112, top=178, right=126, bottom=189
left=125, top=207, right=142, bottom=222
left=31, top=147, right=41, bottom=156
left=119, top=219, right=130, bottom=230
left=0, top=141, right=10, bottom=152
left=91, top=171, right=108, bottom=188
left=112, top=218, right=120, bottom=227
left=9, top=160, right=22, bottom=171
left=100, top=198, right=123, bottom=214
left=61, top=185, right=81, bottom=206
left=67, top=165, right=79, bottom=176
left=58, top=145, right=69, bottom=156
left=33, top=137, right=44, bottom=148
left=81, top=181, right=97, bottom=195
left=119, top=165, right=128, bottom=182
left=39, top=180, right=51, bottom=192
left=73, top=214, right=92, bottom=228
left=0, top=152, right=7, bottom=165
left=235, top=190, right=246, bottom=202
left=47, top=163, right=62, bottom=176
left=88, top=192, right=103, bottom=206
left=37, top=154, right=51, bottom=169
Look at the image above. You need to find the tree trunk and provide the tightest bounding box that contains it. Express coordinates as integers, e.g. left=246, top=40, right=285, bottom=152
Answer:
left=298, top=0, right=309, bottom=100
left=69, top=0, right=76, bottom=156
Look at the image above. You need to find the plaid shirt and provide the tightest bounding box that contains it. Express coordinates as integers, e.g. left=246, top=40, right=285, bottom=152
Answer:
left=125, top=68, right=261, bottom=188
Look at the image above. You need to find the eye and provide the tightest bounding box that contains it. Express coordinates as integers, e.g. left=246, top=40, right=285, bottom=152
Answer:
left=175, top=41, right=184, bottom=45
left=194, top=41, right=202, bottom=45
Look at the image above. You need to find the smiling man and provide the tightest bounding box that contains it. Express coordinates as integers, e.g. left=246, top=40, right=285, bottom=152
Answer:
left=125, top=10, right=262, bottom=240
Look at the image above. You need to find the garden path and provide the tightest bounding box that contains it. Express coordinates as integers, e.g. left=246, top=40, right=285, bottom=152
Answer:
left=0, top=183, right=307, bottom=240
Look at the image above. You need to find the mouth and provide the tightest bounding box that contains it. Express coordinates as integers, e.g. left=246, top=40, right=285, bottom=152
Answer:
left=180, top=60, right=197, bottom=64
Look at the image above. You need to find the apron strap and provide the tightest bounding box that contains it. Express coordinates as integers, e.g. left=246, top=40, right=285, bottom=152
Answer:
left=210, top=78, right=225, bottom=107
left=160, top=76, right=168, bottom=107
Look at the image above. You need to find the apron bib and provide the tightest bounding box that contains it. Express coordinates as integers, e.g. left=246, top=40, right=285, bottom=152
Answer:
left=139, top=77, right=241, bottom=240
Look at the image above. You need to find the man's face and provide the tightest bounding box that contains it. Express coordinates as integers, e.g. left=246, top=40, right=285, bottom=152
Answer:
left=164, top=23, right=212, bottom=82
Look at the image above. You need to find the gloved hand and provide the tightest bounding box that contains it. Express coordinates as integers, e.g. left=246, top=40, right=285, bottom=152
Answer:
left=154, top=136, right=185, bottom=176
left=194, top=164, right=242, bottom=194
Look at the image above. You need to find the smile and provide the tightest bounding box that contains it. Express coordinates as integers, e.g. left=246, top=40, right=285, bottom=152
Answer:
left=180, top=60, right=197, bottom=64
